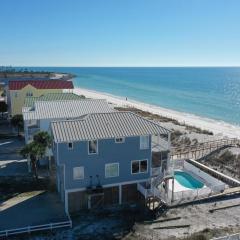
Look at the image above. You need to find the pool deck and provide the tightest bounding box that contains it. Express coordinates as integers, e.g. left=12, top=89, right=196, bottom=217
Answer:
left=168, top=171, right=206, bottom=192
left=168, top=178, right=206, bottom=192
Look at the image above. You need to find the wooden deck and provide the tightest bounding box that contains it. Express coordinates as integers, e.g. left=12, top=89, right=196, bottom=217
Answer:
left=170, top=138, right=240, bottom=160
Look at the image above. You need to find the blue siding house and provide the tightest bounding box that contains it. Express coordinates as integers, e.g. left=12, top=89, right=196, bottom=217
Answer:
left=51, top=111, right=171, bottom=213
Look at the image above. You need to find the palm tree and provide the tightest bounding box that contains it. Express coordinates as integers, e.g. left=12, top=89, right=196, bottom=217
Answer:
left=33, top=131, right=51, bottom=148
left=11, top=114, right=23, bottom=136
left=21, top=141, right=45, bottom=180
left=20, top=131, right=51, bottom=180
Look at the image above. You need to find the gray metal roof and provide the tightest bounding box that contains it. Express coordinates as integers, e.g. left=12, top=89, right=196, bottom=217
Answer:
left=23, top=99, right=114, bottom=120
left=51, top=111, right=171, bottom=143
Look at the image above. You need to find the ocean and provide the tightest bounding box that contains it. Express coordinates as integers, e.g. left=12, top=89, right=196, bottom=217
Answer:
left=16, top=67, right=240, bottom=125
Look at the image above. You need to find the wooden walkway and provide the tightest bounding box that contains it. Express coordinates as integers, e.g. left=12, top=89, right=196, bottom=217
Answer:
left=170, top=138, right=240, bottom=160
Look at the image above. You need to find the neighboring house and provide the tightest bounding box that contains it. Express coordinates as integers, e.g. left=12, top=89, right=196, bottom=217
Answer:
left=22, top=99, right=114, bottom=143
left=50, top=111, right=171, bottom=213
left=24, top=92, right=84, bottom=108
left=8, top=80, right=74, bottom=116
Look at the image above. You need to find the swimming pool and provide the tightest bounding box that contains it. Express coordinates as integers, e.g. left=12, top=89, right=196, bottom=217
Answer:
left=174, top=171, right=204, bottom=189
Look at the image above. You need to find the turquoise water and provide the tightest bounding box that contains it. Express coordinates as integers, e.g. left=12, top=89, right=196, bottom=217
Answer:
left=174, top=171, right=204, bottom=189
left=15, top=67, right=240, bottom=125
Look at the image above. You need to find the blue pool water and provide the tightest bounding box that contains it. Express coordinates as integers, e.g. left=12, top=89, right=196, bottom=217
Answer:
left=174, top=171, right=204, bottom=189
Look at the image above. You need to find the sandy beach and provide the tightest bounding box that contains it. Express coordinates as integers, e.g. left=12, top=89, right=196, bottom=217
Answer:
left=74, top=87, right=240, bottom=139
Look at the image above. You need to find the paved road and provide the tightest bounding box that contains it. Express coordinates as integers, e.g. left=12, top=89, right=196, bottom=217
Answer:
left=0, top=192, right=68, bottom=231
left=0, top=137, right=28, bottom=176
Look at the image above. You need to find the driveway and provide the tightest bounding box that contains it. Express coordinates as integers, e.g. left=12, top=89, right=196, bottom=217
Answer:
left=0, top=191, right=68, bottom=231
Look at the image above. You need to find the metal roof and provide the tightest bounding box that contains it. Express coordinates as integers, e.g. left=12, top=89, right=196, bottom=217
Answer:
left=24, top=93, right=84, bottom=107
left=9, top=80, right=73, bottom=90
left=23, top=99, right=114, bottom=120
left=51, top=111, right=171, bottom=143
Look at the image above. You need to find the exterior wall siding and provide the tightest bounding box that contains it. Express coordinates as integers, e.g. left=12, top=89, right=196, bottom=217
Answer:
left=25, top=118, right=62, bottom=143
left=57, top=136, right=152, bottom=190
left=10, top=86, right=63, bottom=116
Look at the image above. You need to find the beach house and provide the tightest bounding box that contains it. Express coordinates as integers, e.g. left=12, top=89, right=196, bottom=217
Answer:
left=50, top=111, right=171, bottom=213
left=8, top=80, right=74, bottom=116
left=22, top=99, right=114, bottom=143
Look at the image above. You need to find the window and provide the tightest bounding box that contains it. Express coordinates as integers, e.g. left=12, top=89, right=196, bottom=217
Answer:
left=26, top=92, right=33, bottom=97
left=140, top=135, right=149, bottom=149
left=14, top=92, right=18, bottom=98
left=73, top=167, right=84, bottom=180
left=68, top=142, right=73, bottom=150
left=105, top=163, right=119, bottom=178
left=88, top=140, right=98, bottom=154
left=131, top=160, right=148, bottom=174
left=115, top=137, right=125, bottom=143
left=131, top=161, right=139, bottom=174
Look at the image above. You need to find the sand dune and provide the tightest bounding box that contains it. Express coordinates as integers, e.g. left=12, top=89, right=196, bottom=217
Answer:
left=74, top=87, right=240, bottom=139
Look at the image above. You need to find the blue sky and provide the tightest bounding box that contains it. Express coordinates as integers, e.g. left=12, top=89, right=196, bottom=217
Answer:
left=0, top=0, right=240, bottom=67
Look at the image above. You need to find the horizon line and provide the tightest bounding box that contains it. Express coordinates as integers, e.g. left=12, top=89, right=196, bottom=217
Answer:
left=2, top=65, right=240, bottom=68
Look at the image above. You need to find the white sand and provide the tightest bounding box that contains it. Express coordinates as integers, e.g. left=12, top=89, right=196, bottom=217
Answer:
left=73, top=87, right=240, bottom=139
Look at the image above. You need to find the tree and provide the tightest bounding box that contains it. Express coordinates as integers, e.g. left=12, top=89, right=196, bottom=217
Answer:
left=20, top=131, right=51, bottom=180
left=33, top=131, right=51, bottom=148
left=11, top=114, right=23, bottom=136
left=0, top=101, right=7, bottom=118
left=21, top=142, right=45, bottom=180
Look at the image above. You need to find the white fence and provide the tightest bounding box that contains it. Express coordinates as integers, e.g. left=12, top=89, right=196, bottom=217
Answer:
left=151, top=167, right=162, bottom=177
left=169, top=182, right=225, bottom=204
left=212, top=232, right=240, bottom=240
left=0, top=220, right=72, bottom=237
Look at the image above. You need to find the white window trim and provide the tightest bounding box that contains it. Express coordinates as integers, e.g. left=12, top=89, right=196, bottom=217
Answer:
left=115, top=137, right=125, bottom=143
left=131, top=159, right=148, bottom=175
left=140, top=135, right=149, bottom=150
left=73, top=166, right=84, bottom=180
left=68, top=142, right=73, bottom=150
left=105, top=162, right=119, bottom=178
left=88, top=140, right=98, bottom=155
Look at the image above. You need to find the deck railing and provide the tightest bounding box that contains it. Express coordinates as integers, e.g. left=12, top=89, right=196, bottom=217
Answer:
left=0, top=219, right=72, bottom=237
left=151, top=167, right=162, bottom=177
left=171, top=138, right=240, bottom=160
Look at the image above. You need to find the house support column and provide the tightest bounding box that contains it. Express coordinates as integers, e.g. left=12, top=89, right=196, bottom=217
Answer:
left=64, top=191, right=69, bottom=214
left=171, top=178, right=174, bottom=203
left=119, top=185, right=122, bottom=204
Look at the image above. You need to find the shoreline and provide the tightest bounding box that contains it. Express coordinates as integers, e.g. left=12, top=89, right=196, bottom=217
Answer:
left=73, top=87, right=240, bottom=139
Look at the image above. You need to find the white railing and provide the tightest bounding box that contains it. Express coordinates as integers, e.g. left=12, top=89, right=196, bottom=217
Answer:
left=0, top=219, right=72, bottom=237
left=170, top=183, right=226, bottom=204
left=151, top=167, right=162, bottom=177
left=173, top=159, right=185, bottom=169
left=151, top=172, right=164, bottom=187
